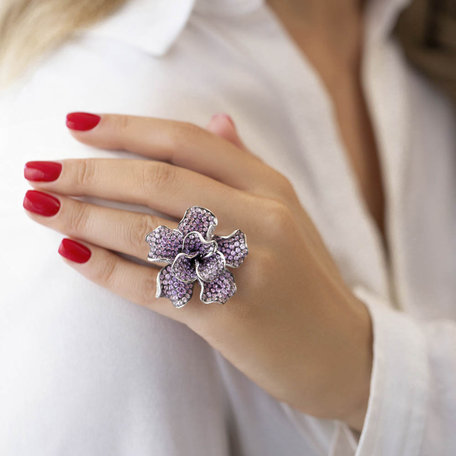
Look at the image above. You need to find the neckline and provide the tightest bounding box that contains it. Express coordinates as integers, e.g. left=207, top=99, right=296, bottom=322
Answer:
left=259, top=2, right=394, bottom=288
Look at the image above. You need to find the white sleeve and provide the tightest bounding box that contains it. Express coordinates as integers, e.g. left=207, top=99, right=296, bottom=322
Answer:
left=332, top=285, right=456, bottom=456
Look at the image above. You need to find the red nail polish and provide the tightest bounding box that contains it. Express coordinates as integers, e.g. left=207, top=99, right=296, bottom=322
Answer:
left=58, top=238, right=91, bottom=263
left=24, top=161, right=62, bottom=182
left=66, top=112, right=101, bottom=131
left=23, top=190, right=60, bottom=216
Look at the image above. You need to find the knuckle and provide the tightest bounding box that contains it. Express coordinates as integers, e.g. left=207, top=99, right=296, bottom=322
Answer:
left=114, top=114, right=131, bottom=133
left=138, top=273, right=159, bottom=308
left=111, top=115, right=132, bottom=148
left=129, top=214, right=157, bottom=253
left=93, top=255, right=118, bottom=287
left=146, top=162, right=176, bottom=192
left=75, top=158, right=95, bottom=188
left=167, top=121, right=204, bottom=150
left=67, top=202, right=91, bottom=234
left=262, top=200, right=293, bottom=236
left=275, top=172, right=298, bottom=200
left=252, top=248, right=276, bottom=286
left=181, top=121, right=204, bottom=137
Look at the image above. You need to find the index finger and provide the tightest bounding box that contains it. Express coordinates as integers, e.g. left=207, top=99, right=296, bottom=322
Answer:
left=65, top=112, right=278, bottom=192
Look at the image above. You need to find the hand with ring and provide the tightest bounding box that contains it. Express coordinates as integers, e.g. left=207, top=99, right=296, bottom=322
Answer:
left=23, top=111, right=373, bottom=431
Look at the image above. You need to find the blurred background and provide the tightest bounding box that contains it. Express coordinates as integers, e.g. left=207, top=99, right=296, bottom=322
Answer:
left=394, top=0, right=456, bottom=104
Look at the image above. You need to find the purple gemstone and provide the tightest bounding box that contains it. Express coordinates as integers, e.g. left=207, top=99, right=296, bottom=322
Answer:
left=214, top=229, right=248, bottom=268
left=178, top=207, right=218, bottom=240
left=156, top=264, right=194, bottom=308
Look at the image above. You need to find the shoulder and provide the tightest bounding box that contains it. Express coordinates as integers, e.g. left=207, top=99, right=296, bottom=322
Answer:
left=0, top=0, right=216, bottom=162
left=0, top=0, right=204, bottom=129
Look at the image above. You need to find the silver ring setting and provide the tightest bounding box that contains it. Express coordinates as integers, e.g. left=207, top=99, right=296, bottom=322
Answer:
left=145, top=206, right=248, bottom=308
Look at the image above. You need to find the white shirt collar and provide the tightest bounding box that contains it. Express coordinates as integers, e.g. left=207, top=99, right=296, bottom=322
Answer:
left=194, top=0, right=264, bottom=16
left=82, top=0, right=413, bottom=56
left=80, top=0, right=196, bottom=56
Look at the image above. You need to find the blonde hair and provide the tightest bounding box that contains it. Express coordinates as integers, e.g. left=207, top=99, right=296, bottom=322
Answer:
left=0, top=0, right=128, bottom=89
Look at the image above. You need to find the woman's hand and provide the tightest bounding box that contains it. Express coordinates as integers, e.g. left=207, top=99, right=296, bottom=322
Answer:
left=23, top=112, right=372, bottom=431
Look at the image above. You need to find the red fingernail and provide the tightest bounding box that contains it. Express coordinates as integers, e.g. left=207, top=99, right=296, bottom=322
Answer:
left=66, top=112, right=101, bottom=131
left=24, top=161, right=62, bottom=182
left=58, top=238, right=91, bottom=263
left=23, top=190, right=60, bottom=216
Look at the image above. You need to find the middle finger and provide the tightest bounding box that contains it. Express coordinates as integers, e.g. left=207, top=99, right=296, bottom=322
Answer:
left=67, top=113, right=270, bottom=192
left=25, top=158, right=250, bottom=229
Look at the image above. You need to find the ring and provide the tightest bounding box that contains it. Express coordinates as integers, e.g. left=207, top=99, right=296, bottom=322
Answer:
left=145, top=206, right=248, bottom=308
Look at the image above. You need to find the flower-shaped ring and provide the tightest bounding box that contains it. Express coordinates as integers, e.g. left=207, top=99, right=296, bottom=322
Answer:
left=145, top=206, right=248, bottom=308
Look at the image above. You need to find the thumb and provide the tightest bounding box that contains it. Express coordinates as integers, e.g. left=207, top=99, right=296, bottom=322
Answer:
left=206, top=113, right=248, bottom=151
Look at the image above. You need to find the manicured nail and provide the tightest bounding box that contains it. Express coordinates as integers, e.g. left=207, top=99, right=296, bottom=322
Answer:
left=58, top=238, right=91, bottom=263
left=66, top=112, right=101, bottom=131
left=24, top=161, right=62, bottom=182
left=23, top=190, right=60, bottom=216
left=212, top=113, right=235, bottom=128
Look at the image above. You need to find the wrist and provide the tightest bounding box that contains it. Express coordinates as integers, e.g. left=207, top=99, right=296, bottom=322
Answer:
left=338, top=294, right=373, bottom=431
left=299, top=284, right=373, bottom=429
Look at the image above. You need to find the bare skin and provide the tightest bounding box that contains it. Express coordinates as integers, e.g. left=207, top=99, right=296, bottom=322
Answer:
left=267, top=0, right=388, bottom=259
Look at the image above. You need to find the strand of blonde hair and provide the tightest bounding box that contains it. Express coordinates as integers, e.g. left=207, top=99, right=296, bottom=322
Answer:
left=0, top=0, right=128, bottom=90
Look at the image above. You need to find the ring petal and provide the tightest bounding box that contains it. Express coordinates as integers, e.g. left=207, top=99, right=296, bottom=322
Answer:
left=182, top=231, right=217, bottom=258
left=214, top=229, right=248, bottom=267
left=198, top=269, right=237, bottom=304
left=178, top=206, right=218, bottom=240
left=196, top=251, right=226, bottom=283
left=171, top=253, right=198, bottom=283
left=156, top=264, right=194, bottom=308
left=145, top=225, right=183, bottom=263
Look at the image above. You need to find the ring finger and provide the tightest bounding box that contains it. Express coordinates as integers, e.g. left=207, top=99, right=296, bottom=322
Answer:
left=23, top=188, right=257, bottom=265
left=23, top=189, right=180, bottom=262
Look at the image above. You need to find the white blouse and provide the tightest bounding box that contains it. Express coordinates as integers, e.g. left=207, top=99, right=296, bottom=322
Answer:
left=1, top=0, right=455, bottom=454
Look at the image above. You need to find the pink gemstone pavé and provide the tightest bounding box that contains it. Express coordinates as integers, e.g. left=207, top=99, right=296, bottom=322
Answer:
left=145, top=206, right=248, bottom=308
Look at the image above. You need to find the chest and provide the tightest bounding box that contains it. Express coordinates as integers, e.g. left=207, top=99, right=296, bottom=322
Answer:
left=328, top=73, right=389, bottom=257
left=265, top=15, right=390, bottom=258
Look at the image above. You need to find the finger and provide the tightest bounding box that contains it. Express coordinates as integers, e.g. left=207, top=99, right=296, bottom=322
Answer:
left=57, top=237, right=205, bottom=323
left=23, top=189, right=180, bottom=262
left=206, top=113, right=247, bottom=151
left=26, top=158, right=251, bottom=229
left=65, top=112, right=281, bottom=194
